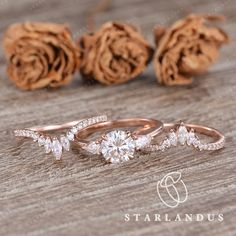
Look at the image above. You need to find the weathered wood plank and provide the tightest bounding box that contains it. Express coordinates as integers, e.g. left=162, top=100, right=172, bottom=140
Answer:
left=0, top=0, right=236, bottom=236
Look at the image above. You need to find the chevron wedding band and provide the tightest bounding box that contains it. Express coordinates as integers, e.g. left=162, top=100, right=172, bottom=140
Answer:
left=14, top=115, right=107, bottom=160
left=146, top=122, right=225, bottom=152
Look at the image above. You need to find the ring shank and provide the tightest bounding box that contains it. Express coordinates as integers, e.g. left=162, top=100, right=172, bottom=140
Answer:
left=76, top=118, right=163, bottom=140
left=164, top=123, right=224, bottom=140
left=28, top=120, right=82, bottom=132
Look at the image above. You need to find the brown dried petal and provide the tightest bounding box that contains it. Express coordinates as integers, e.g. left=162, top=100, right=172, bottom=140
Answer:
left=154, top=14, right=229, bottom=86
left=3, top=22, right=80, bottom=90
left=79, top=22, right=153, bottom=85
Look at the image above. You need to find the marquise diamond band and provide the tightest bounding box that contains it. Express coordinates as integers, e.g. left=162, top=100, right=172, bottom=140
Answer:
left=14, top=115, right=107, bottom=160
left=145, top=122, right=225, bottom=152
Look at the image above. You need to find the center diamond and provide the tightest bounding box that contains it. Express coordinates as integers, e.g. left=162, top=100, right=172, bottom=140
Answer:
left=100, top=130, right=136, bottom=163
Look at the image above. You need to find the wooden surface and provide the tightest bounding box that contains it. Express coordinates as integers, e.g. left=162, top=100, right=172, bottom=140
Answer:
left=0, top=0, right=236, bottom=235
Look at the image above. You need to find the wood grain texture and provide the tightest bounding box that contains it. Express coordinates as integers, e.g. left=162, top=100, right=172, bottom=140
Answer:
left=0, top=0, right=236, bottom=236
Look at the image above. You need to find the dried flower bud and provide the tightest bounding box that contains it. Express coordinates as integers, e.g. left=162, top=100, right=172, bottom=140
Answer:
left=79, top=22, right=153, bottom=85
left=3, top=22, right=80, bottom=90
left=153, top=14, right=229, bottom=86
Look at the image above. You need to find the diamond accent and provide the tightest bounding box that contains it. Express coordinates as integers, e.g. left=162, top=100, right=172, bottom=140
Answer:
left=162, top=138, right=171, bottom=150
left=100, top=130, right=135, bottom=163
left=168, top=130, right=177, bottom=146
left=177, top=124, right=188, bottom=145
left=186, top=129, right=196, bottom=146
left=193, top=138, right=201, bottom=148
left=60, top=135, right=70, bottom=151
left=82, top=120, right=88, bottom=127
left=71, top=127, right=77, bottom=134
left=38, top=136, right=45, bottom=146
left=66, top=131, right=74, bottom=141
left=69, top=115, right=108, bottom=137
left=135, top=135, right=152, bottom=149
left=52, top=138, right=62, bottom=160
left=85, top=142, right=100, bottom=154
left=32, top=133, right=39, bottom=142
left=44, top=137, right=52, bottom=154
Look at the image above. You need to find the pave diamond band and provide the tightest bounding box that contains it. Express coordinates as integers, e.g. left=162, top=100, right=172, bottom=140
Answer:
left=14, top=115, right=107, bottom=160
left=145, top=122, right=225, bottom=152
left=74, top=118, right=163, bottom=163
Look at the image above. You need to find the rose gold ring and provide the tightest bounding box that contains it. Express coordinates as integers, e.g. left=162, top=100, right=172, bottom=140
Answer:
left=14, top=115, right=107, bottom=160
left=145, top=122, right=225, bottom=152
left=74, top=118, right=163, bottom=163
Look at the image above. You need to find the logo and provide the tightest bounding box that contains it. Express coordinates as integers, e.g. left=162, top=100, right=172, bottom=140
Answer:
left=124, top=171, right=224, bottom=222
left=157, top=171, right=188, bottom=208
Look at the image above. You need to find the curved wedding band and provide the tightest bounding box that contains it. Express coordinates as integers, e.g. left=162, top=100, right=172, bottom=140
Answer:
left=14, top=115, right=107, bottom=160
left=74, top=118, right=163, bottom=163
left=146, top=122, right=225, bottom=152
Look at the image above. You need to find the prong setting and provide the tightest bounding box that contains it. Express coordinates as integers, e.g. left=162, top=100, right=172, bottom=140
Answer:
left=82, top=129, right=152, bottom=163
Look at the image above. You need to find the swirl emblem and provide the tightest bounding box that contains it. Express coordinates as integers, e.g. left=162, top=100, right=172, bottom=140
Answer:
left=157, top=172, right=188, bottom=208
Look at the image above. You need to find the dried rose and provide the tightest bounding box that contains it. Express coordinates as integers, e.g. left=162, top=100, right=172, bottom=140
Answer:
left=78, top=22, right=153, bottom=85
left=3, top=22, right=80, bottom=90
left=153, top=14, right=229, bottom=86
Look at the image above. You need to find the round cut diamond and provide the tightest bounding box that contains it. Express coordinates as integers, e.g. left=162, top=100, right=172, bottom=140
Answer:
left=100, top=130, right=135, bottom=163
